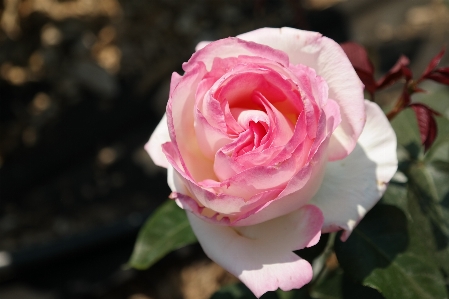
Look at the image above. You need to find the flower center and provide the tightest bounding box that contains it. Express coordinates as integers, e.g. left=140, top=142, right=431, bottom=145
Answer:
left=233, top=120, right=268, bottom=156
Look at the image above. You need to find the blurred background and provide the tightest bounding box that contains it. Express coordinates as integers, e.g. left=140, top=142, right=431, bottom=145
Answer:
left=0, top=0, right=448, bottom=298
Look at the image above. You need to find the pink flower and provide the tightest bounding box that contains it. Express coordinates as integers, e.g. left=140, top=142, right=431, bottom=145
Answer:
left=146, top=28, right=397, bottom=297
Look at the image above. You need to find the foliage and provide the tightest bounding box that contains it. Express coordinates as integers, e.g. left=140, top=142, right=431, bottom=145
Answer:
left=342, top=43, right=449, bottom=150
left=129, top=199, right=197, bottom=269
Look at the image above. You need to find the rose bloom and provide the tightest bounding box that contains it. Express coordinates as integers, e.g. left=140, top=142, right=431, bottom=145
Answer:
left=146, top=28, right=397, bottom=297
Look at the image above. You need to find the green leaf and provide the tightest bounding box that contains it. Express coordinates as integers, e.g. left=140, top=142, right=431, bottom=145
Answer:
left=406, top=182, right=449, bottom=293
left=310, top=268, right=344, bottom=299
left=129, top=199, right=197, bottom=269
left=341, top=273, right=385, bottom=299
left=379, top=181, right=409, bottom=214
left=401, top=93, right=449, bottom=277
left=311, top=267, right=386, bottom=299
left=408, top=162, right=449, bottom=244
left=405, top=139, right=449, bottom=283
left=210, top=283, right=257, bottom=299
left=210, top=283, right=279, bottom=299
left=276, top=289, right=311, bottom=299
left=335, top=199, right=447, bottom=299
left=209, top=283, right=312, bottom=299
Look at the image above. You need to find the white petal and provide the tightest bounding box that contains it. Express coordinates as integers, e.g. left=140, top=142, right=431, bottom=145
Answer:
left=167, top=165, right=189, bottom=193
left=309, top=100, right=397, bottom=240
left=145, top=114, right=170, bottom=168
left=167, top=165, right=194, bottom=210
left=187, top=205, right=323, bottom=298
left=195, top=41, right=211, bottom=51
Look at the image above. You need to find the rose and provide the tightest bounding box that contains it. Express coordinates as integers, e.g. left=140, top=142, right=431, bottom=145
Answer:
left=146, top=27, right=397, bottom=297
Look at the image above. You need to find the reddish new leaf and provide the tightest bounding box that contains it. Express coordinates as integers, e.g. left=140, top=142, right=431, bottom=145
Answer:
left=410, top=103, right=439, bottom=151
left=419, top=48, right=449, bottom=85
left=341, top=42, right=377, bottom=95
left=425, top=69, right=449, bottom=85
left=402, top=66, right=413, bottom=81
left=377, top=56, right=411, bottom=90
left=340, top=42, right=375, bottom=74
left=421, top=47, right=446, bottom=78
left=436, top=67, right=449, bottom=75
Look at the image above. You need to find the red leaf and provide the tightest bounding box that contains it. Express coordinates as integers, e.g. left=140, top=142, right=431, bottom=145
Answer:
left=341, top=42, right=374, bottom=74
left=425, top=69, right=449, bottom=85
left=402, top=66, right=413, bottom=81
left=421, top=47, right=446, bottom=78
left=436, top=67, right=449, bottom=75
left=377, top=56, right=411, bottom=90
left=410, top=103, right=438, bottom=151
left=340, top=42, right=377, bottom=95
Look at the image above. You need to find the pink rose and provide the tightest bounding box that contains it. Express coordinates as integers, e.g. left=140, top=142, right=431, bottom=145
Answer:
left=146, top=27, right=397, bottom=297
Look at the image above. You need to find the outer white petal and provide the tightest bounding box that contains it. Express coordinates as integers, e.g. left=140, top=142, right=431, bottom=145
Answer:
left=309, top=100, right=397, bottom=240
left=195, top=41, right=211, bottom=51
left=187, top=205, right=323, bottom=298
left=167, top=165, right=195, bottom=211
left=145, top=114, right=170, bottom=168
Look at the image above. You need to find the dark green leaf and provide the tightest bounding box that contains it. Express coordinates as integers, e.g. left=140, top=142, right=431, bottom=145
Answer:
left=335, top=204, right=408, bottom=278
left=335, top=202, right=447, bottom=299
left=408, top=162, right=449, bottom=244
left=210, top=283, right=257, bottom=299
left=210, top=283, right=279, bottom=299
left=129, top=199, right=197, bottom=269
left=405, top=140, right=449, bottom=285
left=403, top=97, right=449, bottom=272
left=209, top=283, right=311, bottom=299
left=379, top=181, right=408, bottom=214
left=310, top=268, right=344, bottom=299
left=406, top=183, right=449, bottom=293
left=276, top=289, right=311, bottom=299
left=341, top=273, right=385, bottom=299
left=380, top=89, right=449, bottom=296
left=311, top=267, right=386, bottom=299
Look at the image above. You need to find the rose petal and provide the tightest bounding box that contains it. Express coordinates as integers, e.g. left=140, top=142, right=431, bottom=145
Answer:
left=167, top=164, right=189, bottom=194
left=187, top=205, right=323, bottom=298
left=169, top=72, right=183, bottom=97
left=194, top=109, right=232, bottom=160
left=168, top=62, right=218, bottom=182
left=184, top=37, right=290, bottom=73
left=322, top=99, right=341, bottom=134
left=237, top=27, right=365, bottom=161
left=216, top=156, right=300, bottom=199
left=176, top=186, right=283, bottom=225
left=191, top=112, right=328, bottom=226
left=309, top=100, right=397, bottom=240
left=145, top=114, right=170, bottom=168
left=236, top=133, right=328, bottom=226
